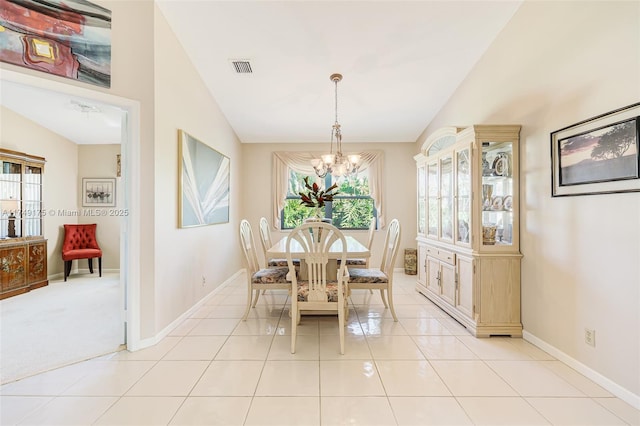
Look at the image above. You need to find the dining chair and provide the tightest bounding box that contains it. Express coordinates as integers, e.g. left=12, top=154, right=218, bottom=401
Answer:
left=239, top=219, right=291, bottom=320
left=258, top=216, right=300, bottom=268
left=287, top=221, right=349, bottom=354
left=347, top=218, right=402, bottom=321
left=61, top=223, right=102, bottom=281
left=339, top=217, right=376, bottom=269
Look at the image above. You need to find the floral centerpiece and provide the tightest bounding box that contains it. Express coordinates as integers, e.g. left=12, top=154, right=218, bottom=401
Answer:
left=299, top=176, right=339, bottom=219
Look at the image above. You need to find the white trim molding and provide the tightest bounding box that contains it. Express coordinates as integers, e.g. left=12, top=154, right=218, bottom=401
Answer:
left=524, top=330, right=640, bottom=409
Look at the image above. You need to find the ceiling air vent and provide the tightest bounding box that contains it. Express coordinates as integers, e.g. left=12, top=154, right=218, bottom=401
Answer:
left=230, top=60, right=253, bottom=74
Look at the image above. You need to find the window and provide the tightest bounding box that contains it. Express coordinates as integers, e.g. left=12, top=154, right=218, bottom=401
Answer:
left=281, top=170, right=376, bottom=230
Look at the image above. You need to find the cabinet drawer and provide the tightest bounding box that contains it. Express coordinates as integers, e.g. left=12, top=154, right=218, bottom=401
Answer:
left=425, top=246, right=456, bottom=265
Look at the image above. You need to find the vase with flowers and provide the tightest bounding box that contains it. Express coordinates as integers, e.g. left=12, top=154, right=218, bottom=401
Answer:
left=299, top=176, right=339, bottom=221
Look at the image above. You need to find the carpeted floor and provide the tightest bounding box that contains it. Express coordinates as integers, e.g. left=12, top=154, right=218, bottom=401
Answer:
left=0, top=272, right=124, bottom=384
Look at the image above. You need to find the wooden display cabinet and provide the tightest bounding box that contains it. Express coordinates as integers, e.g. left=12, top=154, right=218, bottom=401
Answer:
left=1, top=148, right=48, bottom=299
left=415, top=126, right=522, bottom=337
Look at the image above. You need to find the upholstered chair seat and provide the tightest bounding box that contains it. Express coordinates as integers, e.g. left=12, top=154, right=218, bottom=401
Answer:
left=251, top=266, right=291, bottom=284
left=295, top=281, right=344, bottom=303
left=347, top=268, right=388, bottom=283
left=61, top=223, right=102, bottom=282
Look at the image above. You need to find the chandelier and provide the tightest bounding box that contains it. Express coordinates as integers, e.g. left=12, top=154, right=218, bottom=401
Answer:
left=311, top=73, right=361, bottom=178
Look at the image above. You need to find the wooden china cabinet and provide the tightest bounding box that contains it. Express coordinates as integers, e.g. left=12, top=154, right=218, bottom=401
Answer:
left=415, top=125, right=522, bottom=337
left=0, top=148, right=48, bottom=299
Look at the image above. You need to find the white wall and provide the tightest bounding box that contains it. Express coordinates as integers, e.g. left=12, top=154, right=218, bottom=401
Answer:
left=153, top=7, right=243, bottom=332
left=418, top=1, right=640, bottom=400
left=241, top=142, right=417, bottom=269
left=77, top=144, right=121, bottom=270
left=0, top=106, right=77, bottom=276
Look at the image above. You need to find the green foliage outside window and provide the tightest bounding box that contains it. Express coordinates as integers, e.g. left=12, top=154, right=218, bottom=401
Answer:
left=282, top=171, right=375, bottom=229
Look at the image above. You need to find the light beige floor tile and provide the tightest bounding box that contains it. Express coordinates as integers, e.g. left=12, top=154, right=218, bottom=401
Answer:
left=203, top=294, right=228, bottom=306
left=214, top=336, right=273, bottom=360
left=245, top=396, right=320, bottom=426
left=349, top=289, right=387, bottom=305
left=436, top=317, right=473, bottom=335
left=487, top=360, right=585, bottom=397
left=318, top=315, right=363, bottom=336
left=376, top=360, right=450, bottom=396
left=320, top=396, right=396, bottom=426
left=93, top=396, right=183, bottom=425
left=233, top=318, right=281, bottom=335
left=319, top=334, right=372, bottom=360
left=457, top=335, right=532, bottom=360
left=542, top=361, right=613, bottom=397
left=412, top=335, right=478, bottom=360
left=189, top=305, right=217, bottom=318
left=277, top=316, right=320, bottom=336
left=169, top=396, right=252, bottom=425
left=125, top=360, right=209, bottom=396
left=190, top=361, right=264, bottom=396
left=320, top=360, right=385, bottom=396
left=353, top=304, right=395, bottom=320
left=255, top=360, right=319, bottom=396
left=251, top=304, right=288, bottom=319
left=224, top=293, right=287, bottom=306
left=19, top=396, right=118, bottom=425
left=0, top=361, right=94, bottom=396
left=527, top=397, right=628, bottom=425
left=399, top=318, right=452, bottom=335
left=458, top=396, right=551, bottom=425
left=61, top=360, right=155, bottom=396
left=204, top=305, right=249, bottom=318
left=389, top=396, right=473, bottom=425
left=359, top=318, right=408, bottom=336
left=393, top=304, right=445, bottom=319
left=366, top=336, right=425, bottom=360
left=168, top=318, right=202, bottom=336
left=187, top=318, right=240, bottom=335
left=594, top=397, right=640, bottom=425
left=0, top=396, right=53, bottom=425
left=270, top=335, right=320, bottom=360
left=430, top=360, right=518, bottom=396
left=110, top=336, right=182, bottom=360
left=506, top=338, right=556, bottom=360
left=162, top=336, right=227, bottom=360
left=386, top=294, right=423, bottom=305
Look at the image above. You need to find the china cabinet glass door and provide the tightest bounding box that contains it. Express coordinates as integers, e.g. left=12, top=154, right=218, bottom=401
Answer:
left=456, top=148, right=471, bottom=245
left=481, top=141, right=514, bottom=246
left=427, top=161, right=438, bottom=238
left=417, top=164, right=426, bottom=235
left=440, top=155, right=453, bottom=241
left=1, top=161, right=22, bottom=239
left=23, top=166, right=42, bottom=237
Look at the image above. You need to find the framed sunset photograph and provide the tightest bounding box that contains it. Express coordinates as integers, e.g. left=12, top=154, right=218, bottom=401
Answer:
left=551, top=103, right=640, bottom=197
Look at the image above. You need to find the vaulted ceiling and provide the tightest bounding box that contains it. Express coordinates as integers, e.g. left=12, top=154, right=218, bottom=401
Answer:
left=0, top=1, right=522, bottom=145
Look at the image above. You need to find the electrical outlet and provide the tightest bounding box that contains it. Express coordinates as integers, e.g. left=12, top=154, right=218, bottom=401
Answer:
left=202, top=276, right=206, bottom=286
left=585, top=328, right=596, bottom=347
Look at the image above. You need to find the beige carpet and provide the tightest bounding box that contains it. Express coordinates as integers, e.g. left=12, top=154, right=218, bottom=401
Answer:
left=0, top=272, right=124, bottom=384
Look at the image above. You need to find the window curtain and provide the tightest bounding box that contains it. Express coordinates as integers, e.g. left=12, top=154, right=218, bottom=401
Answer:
left=272, top=150, right=385, bottom=229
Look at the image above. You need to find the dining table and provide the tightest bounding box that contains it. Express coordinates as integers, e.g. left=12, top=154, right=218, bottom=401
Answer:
left=266, top=234, right=370, bottom=280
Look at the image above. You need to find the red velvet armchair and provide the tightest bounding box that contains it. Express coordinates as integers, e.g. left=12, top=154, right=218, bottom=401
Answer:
left=62, top=224, right=102, bottom=281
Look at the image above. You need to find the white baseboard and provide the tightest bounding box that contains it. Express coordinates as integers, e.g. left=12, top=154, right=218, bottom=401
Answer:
left=523, top=330, right=640, bottom=409
left=134, top=269, right=244, bottom=351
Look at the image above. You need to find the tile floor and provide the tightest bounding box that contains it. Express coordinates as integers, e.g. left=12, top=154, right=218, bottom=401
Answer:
left=2, top=272, right=639, bottom=425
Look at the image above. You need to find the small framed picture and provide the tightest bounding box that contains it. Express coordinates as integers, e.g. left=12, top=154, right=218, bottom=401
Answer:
left=82, top=178, right=116, bottom=207
left=551, top=102, right=640, bottom=197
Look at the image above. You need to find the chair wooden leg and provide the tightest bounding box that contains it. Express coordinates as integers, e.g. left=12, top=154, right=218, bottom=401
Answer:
left=379, top=288, right=389, bottom=308
left=291, top=303, right=298, bottom=354
left=88, top=258, right=94, bottom=274
left=387, top=285, right=398, bottom=322
left=64, top=260, right=72, bottom=281
left=251, top=289, right=261, bottom=307
left=242, top=279, right=253, bottom=321
left=98, top=257, right=102, bottom=277
left=338, top=304, right=345, bottom=355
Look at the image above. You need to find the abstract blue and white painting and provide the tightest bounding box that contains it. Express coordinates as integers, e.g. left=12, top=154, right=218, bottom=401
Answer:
left=179, top=130, right=230, bottom=227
